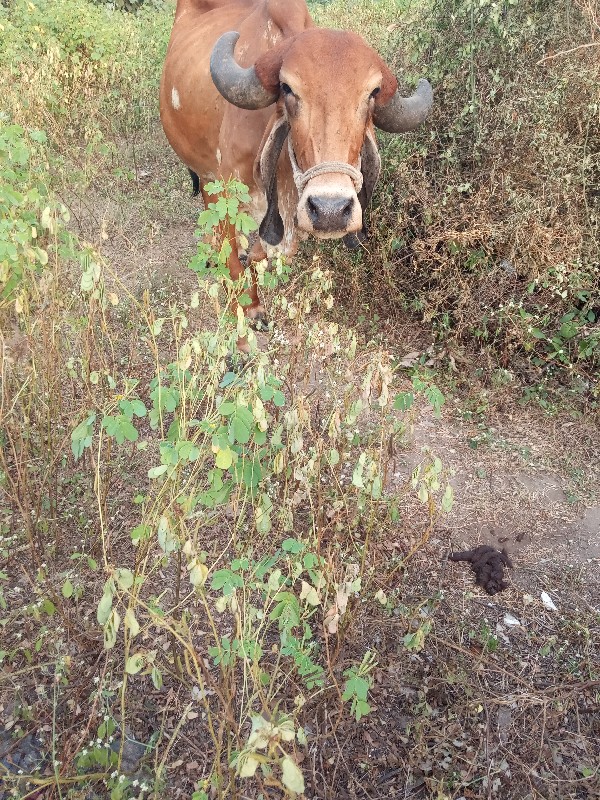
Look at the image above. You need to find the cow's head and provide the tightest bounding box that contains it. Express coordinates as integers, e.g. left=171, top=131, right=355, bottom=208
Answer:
left=210, top=29, right=433, bottom=246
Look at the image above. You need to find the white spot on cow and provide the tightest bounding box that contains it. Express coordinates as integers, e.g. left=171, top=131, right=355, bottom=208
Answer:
left=265, top=20, right=280, bottom=45
left=216, top=148, right=222, bottom=166
left=248, top=192, right=267, bottom=224
left=171, top=87, right=181, bottom=110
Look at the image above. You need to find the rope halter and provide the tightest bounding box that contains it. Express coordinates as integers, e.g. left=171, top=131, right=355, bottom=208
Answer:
left=287, top=138, right=363, bottom=195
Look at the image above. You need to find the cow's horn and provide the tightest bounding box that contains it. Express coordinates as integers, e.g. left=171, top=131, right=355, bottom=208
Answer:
left=373, top=78, right=434, bottom=133
left=210, top=31, right=278, bottom=110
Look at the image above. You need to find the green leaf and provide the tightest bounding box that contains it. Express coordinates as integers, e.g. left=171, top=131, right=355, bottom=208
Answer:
left=269, top=592, right=301, bottom=629
left=229, top=407, right=254, bottom=444
left=281, top=756, right=305, bottom=794
left=61, top=579, right=74, bottom=599
left=97, top=586, right=114, bottom=625
left=211, top=569, right=243, bottom=596
left=343, top=674, right=370, bottom=702
left=441, top=484, right=454, bottom=513
left=121, top=419, right=139, bottom=442
left=103, top=608, right=120, bottom=650
left=71, top=413, right=96, bottom=460
left=102, top=414, right=138, bottom=444
left=115, top=568, right=134, bottom=591
left=157, top=515, right=179, bottom=554
left=130, top=524, right=150, bottom=543
left=130, top=399, right=147, bottom=418
left=125, top=653, right=144, bottom=675
left=272, top=390, right=286, bottom=407
left=425, top=385, right=445, bottom=417
left=352, top=460, right=365, bottom=488
left=197, top=208, right=220, bottom=228
left=42, top=599, right=56, bottom=616
left=151, top=319, right=164, bottom=336
left=230, top=415, right=252, bottom=444
left=219, top=371, right=237, bottom=388
left=282, top=538, right=303, bottom=554
left=296, top=727, right=308, bottom=746
left=254, top=428, right=267, bottom=446
left=215, top=447, right=234, bottom=470
left=393, top=392, right=414, bottom=411
left=371, top=476, right=382, bottom=499
left=148, top=464, right=169, bottom=479
left=151, top=666, right=163, bottom=690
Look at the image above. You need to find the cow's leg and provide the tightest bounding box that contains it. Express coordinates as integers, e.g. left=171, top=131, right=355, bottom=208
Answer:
left=245, top=237, right=270, bottom=330
left=201, top=188, right=267, bottom=351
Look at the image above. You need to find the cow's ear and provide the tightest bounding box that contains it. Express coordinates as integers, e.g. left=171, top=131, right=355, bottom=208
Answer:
left=256, top=116, right=290, bottom=246
left=360, top=129, right=382, bottom=205
left=344, top=129, right=381, bottom=249
left=374, top=59, right=399, bottom=107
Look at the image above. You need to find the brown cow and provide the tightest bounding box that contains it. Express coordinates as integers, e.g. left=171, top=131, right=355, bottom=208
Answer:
left=160, top=0, right=433, bottom=351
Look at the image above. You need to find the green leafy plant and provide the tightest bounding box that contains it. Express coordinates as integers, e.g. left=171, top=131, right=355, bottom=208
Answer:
left=342, top=650, right=377, bottom=722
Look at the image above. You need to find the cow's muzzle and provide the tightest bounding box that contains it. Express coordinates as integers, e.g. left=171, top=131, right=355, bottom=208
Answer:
left=296, top=180, right=362, bottom=238
left=289, top=141, right=363, bottom=237
left=306, top=194, right=355, bottom=233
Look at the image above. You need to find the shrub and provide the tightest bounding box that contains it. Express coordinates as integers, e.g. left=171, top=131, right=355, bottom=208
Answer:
left=0, top=0, right=170, bottom=142
left=1, top=125, right=452, bottom=794
left=311, top=0, right=600, bottom=407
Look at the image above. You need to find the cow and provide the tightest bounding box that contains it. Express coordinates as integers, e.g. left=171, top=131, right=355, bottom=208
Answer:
left=160, top=0, right=433, bottom=351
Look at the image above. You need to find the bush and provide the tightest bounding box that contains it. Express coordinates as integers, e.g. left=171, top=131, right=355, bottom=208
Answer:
left=312, top=0, right=600, bottom=407
left=1, top=118, right=452, bottom=795
left=0, top=0, right=170, bottom=142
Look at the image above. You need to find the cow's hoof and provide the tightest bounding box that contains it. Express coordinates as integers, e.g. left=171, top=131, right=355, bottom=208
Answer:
left=247, top=310, right=270, bottom=332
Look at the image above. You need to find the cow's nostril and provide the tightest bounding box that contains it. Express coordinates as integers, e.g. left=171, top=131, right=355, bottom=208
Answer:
left=307, top=196, right=320, bottom=223
left=306, top=195, right=355, bottom=231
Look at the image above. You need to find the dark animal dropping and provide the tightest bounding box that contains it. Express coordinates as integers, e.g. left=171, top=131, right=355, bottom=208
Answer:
left=449, top=545, right=513, bottom=595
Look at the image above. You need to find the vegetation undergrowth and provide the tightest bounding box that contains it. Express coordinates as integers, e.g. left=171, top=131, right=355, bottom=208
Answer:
left=1, top=105, right=452, bottom=800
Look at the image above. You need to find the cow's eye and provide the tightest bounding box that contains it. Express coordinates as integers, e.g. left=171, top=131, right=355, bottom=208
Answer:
left=281, top=83, right=294, bottom=96
left=370, top=87, right=381, bottom=99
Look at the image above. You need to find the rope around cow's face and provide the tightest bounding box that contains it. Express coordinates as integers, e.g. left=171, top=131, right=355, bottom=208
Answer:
left=287, top=138, right=363, bottom=194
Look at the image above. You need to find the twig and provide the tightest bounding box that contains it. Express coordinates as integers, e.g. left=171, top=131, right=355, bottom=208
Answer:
left=536, top=42, right=600, bottom=65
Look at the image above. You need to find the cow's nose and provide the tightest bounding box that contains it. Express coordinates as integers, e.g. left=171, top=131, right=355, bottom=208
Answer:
left=306, top=195, right=354, bottom=231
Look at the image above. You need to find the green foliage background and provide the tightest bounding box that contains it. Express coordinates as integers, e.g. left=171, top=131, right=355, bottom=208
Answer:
left=2, top=0, right=597, bottom=407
